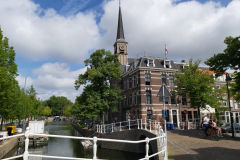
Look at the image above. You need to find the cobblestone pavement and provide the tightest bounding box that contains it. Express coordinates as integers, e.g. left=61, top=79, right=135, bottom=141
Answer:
left=167, top=130, right=240, bottom=160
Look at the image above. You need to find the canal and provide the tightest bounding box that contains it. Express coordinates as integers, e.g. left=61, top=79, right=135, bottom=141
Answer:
left=3, top=121, right=145, bottom=160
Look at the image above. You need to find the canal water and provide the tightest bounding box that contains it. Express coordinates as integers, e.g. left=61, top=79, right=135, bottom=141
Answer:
left=3, top=121, right=145, bottom=160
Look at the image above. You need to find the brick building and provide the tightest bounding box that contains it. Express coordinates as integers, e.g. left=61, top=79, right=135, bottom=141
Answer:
left=107, top=3, right=240, bottom=127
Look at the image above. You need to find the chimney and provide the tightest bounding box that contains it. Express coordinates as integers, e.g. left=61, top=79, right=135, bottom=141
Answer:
left=181, top=60, right=185, bottom=63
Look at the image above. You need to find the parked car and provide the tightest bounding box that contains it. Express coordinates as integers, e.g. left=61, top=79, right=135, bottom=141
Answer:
left=220, top=123, right=240, bottom=133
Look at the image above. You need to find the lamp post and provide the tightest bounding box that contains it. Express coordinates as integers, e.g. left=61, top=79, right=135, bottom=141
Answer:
left=226, top=73, right=234, bottom=138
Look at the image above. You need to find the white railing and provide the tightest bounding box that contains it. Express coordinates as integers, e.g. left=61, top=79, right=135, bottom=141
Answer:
left=1, top=119, right=168, bottom=160
left=92, top=118, right=161, bottom=135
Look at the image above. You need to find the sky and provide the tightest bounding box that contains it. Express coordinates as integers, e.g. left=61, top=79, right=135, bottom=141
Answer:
left=0, top=0, right=239, bottom=102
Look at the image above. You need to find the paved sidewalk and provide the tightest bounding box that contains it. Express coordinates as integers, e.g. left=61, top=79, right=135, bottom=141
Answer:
left=167, top=130, right=240, bottom=160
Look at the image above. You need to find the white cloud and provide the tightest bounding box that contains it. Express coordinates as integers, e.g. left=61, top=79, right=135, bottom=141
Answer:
left=0, top=0, right=100, bottom=63
left=99, top=0, right=240, bottom=63
left=16, top=63, right=87, bottom=102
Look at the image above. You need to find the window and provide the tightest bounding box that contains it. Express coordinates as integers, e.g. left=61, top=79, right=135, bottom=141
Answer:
left=226, top=112, right=230, bottom=123
left=230, top=99, right=233, bottom=108
left=127, top=94, right=129, bottom=105
left=165, top=61, right=170, bottom=68
left=170, top=91, right=176, bottom=104
left=129, top=77, right=132, bottom=88
left=132, top=76, right=135, bottom=87
left=147, top=110, right=153, bottom=120
left=132, top=92, right=135, bottom=106
left=182, top=111, right=186, bottom=122
left=127, top=79, right=129, bottom=89
left=136, top=92, right=138, bottom=105
left=220, top=111, right=225, bottom=122
left=146, top=90, right=152, bottom=104
left=235, top=101, right=238, bottom=109
left=180, top=65, right=184, bottom=70
left=124, top=96, right=127, bottom=106
left=124, top=80, right=126, bottom=90
left=216, top=85, right=220, bottom=90
left=133, top=62, right=135, bottom=69
left=169, top=75, right=174, bottom=87
left=182, top=96, right=187, bottom=106
left=136, top=74, right=138, bottom=85
left=149, top=60, right=154, bottom=67
left=145, top=73, right=151, bottom=85
left=194, top=111, right=198, bottom=120
left=223, top=96, right=227, bottom=107
left=188, top=111, right=192, bottom=122
left=161, top=74, right=167, bottom=85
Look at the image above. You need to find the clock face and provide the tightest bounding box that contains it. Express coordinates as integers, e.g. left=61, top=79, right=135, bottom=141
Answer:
left=119, top=45, right=125, bottom=51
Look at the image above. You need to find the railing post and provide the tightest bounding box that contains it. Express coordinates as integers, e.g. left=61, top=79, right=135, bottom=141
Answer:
left=145, top=137, right=149, bottom=160
left=149, top=120, right=151, bottom=132
left=137, top=119, right=139, bottom=129
left=164, top=120, right=168, bottom=160
left=155, top=120, right=157, bottom=135
left=112, top=123, right=114, bottom=133
left=158, top=122, right=160, bottom=136
left=128, top=119, right=130, bottom=130
left=120, top=122, right=122, bottom=131
left=23, top=127, right=30, bottom=160
left=141, top=119, right=143, bottom=129
left=93, top=136, right=97, bottom=160
left=145, top=118, right=147, bottom=130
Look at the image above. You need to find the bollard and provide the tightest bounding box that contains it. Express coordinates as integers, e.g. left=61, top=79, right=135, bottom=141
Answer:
left=120, top=122, right=122, bottom=131
left=137, top=119, right=139, bottom=129
left=141, top=119, right=143, bottom=129
left=145, top=137, right=149, bottom=160
left=23, top=127, right=30, bottom=160
left=93, top=137, right=97, bottom=160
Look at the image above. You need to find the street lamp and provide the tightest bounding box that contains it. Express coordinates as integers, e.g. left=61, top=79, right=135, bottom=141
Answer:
left=226, top=73, right=234, bottom=138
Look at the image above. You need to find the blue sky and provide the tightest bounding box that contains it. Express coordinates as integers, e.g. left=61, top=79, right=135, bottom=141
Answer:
left=0, top=0, right=239, bottom=102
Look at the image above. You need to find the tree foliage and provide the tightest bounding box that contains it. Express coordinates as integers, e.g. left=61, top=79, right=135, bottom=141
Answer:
left=174, top=59, right=223, bottom=121
left=74, top=49, right=122, bottom=122
left=205, top=36, right=240, bottom=101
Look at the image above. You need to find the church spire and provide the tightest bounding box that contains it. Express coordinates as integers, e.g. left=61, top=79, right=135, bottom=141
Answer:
left=116, top=0, right=125, bottom=41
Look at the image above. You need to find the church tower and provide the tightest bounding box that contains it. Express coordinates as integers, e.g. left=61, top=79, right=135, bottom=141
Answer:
left=114, top=1, right=128, bottom=65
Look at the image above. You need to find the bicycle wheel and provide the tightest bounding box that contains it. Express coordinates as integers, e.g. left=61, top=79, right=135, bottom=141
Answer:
left=199, top=129, right=206, bottom=138
left=211, top=131, right=220, bottom=141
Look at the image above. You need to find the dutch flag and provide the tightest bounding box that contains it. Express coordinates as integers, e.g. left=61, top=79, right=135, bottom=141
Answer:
left=165, top=44, right=168, bottom=55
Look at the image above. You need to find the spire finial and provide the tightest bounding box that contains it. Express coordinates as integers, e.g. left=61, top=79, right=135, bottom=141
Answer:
left=119, top=0, right=121, bottom=7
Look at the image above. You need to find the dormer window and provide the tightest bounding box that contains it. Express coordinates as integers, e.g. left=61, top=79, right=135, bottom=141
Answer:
left=132, top=62, right=135, bottom=69
left=147, top=59, right=155, bottom=67
left=164, top=60, right=171, bottom=68
left=149, top=60, right=153, bottom=67
left=165, top=61, right=170, bottom=68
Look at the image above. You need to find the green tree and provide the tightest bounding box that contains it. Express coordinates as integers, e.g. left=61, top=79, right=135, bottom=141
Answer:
left=63, top=105, right=73, bottom=117
left=75, top=49, right=122, bottom=123
left=46, top=95, right=72, bottom=116
left=174, top=59, right=223, bottom=127
left=205, top=36, right=240, bottom=101
left=0, top=27, right=18, bottom=130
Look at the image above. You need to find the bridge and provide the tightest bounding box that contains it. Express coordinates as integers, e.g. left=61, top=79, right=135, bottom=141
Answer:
left=0, top=119, right=168, bottom=160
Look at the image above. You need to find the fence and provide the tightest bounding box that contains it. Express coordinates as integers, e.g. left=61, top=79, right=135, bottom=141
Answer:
left=91, top=118, right=162, bottom=135
left=0, top=119, right=168, bottom=160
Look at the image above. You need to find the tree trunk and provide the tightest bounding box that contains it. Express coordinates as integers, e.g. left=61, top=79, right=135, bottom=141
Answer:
left=1, top=117, right=3, bottom=131
left=197, top=106, right=201, bottom=129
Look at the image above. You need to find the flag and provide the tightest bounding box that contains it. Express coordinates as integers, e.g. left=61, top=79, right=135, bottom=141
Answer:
left=165, top=44, right=168, bottom=55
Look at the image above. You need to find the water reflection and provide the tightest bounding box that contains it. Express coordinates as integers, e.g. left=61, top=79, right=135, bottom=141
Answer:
left=3, top=121, right=145, bottom=160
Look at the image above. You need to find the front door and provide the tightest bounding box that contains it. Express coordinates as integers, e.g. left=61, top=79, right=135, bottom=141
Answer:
left=172, top=110, right=178, bottom=128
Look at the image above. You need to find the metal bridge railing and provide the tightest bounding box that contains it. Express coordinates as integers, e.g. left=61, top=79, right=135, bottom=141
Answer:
left=0, top=119, right=168, bottom=160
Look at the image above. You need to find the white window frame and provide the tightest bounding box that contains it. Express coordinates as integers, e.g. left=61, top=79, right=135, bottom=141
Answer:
left=164, top=60, right=171, bottom=68
left=147, top=59, right=155, bottom=67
